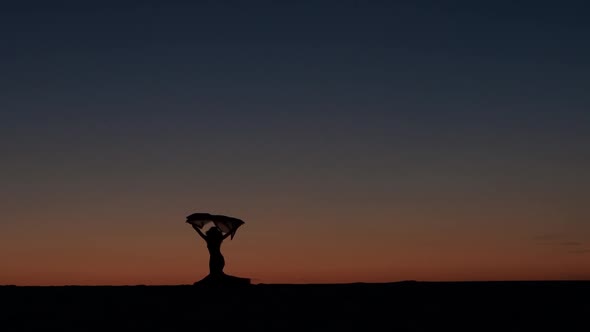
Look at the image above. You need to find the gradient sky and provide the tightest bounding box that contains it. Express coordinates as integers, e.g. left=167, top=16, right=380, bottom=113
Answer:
left=1, top=1, right=589, bottom=285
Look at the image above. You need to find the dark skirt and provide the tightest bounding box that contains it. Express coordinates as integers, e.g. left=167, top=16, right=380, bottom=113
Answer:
left=209, top=253, right=225, bottom=275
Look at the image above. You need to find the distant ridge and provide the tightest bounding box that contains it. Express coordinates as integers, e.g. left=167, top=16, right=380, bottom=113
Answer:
left=2, top=279, right=589, bottom=287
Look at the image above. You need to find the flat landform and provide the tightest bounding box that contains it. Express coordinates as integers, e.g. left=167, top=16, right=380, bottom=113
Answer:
left=2, top=280, right=588, bottom=331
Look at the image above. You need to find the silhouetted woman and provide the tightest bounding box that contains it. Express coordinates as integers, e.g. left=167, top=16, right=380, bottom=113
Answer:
left=191, top=224, right=234, bottom=276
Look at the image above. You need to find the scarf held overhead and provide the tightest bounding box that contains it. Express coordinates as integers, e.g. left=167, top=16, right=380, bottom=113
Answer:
left=186, top=213, right=245, bottom=240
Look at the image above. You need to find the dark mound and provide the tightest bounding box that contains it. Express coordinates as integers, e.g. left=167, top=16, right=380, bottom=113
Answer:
left=193, top=273, right=251, bottom=287
left=1, top=280, right=588, bottom=331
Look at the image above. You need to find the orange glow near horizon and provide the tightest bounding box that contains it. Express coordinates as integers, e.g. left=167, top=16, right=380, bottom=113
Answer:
left=2, top=202, right=589, bottom=286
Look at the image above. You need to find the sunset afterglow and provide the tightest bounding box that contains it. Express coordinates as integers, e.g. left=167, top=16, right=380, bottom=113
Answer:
left=1, top=2, right=589, bottom=285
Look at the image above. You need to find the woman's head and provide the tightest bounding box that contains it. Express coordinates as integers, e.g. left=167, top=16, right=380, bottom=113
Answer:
left=206, top=226, right=222, bottom=236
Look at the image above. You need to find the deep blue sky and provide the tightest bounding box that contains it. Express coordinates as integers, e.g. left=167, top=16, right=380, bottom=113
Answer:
left=1, top=1, right=589, bottom=284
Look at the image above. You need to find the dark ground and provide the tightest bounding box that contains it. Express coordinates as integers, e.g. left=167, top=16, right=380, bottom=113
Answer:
left=1, top=281, right=588, bottom=331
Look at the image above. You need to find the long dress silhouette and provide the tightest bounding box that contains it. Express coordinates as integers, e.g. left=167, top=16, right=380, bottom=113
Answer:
left=186, top=213, right=250, bottom=286
left=191, top=224, right=231, bottom=276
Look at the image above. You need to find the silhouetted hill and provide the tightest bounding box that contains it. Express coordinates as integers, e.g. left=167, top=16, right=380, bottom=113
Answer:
left=1, top=281, right=588, bottom=331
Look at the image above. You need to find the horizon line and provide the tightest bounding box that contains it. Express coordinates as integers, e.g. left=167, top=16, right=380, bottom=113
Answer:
left=3, top=279, right=590, bottom=287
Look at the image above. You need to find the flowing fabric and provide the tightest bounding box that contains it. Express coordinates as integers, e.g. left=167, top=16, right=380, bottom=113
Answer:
left=186, top=213, right=245, bottom=239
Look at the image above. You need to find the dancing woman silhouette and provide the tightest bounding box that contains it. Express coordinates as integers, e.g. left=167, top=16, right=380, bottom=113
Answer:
left=191, top=223, right=234, bottom=276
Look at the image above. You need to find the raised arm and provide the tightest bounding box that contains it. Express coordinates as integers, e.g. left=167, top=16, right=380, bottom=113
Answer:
left=190, top=223, right=207, bottom=240
left=221, top=226, right=239, bottom=240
